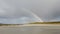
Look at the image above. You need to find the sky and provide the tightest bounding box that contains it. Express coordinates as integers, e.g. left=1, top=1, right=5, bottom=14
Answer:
left=0, top=0, right=60, bottom=24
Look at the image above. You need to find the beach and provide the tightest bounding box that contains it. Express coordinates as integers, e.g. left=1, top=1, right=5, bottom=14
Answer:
left=0, top=24, right=60, bottom=34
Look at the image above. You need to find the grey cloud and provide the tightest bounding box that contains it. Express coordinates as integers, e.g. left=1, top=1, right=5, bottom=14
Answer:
left=0, top=0, right=60, bottom=24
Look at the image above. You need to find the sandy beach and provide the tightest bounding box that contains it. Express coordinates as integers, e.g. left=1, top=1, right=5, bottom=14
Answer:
left=0, top=24, right=60, bottom=34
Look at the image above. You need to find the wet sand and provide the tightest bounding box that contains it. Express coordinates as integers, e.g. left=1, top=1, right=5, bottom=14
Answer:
left=0, top=24, right=60, bottom=34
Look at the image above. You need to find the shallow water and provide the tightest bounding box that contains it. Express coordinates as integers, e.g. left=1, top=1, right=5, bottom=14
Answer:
left=0, top=26, right=60, bottom=34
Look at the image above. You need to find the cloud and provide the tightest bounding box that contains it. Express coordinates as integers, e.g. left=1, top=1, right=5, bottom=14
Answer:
left=0, top=0, right=60, bottom=24
left=0, top=16, right=42, bottom=24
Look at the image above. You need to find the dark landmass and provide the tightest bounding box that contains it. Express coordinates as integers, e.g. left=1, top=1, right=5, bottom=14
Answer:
left=30, top=21, right=60, bottom=24
left=0, top=24, right=23, bottom=26
left=0, top=21, right=60, bottom=26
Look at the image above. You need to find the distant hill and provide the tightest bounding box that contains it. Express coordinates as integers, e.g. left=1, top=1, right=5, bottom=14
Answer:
left=30, top=21, right=60, bottom=24
left=0, top=24, right=23, bottom=26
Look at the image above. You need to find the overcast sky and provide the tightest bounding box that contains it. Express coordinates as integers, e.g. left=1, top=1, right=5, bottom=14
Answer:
left=0, top=0, right=60, bottom=24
